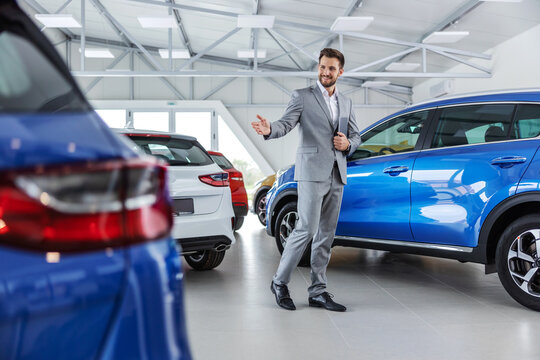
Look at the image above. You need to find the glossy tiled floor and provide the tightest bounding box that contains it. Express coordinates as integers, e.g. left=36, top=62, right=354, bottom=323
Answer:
left=182, top=214, right=539, bottom=360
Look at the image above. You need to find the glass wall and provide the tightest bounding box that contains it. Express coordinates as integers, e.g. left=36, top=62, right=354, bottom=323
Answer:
left=175, top=112, right=211, bottom=150
left=132, top=111, right=169, bottom=132
left=95, top=109, right=126, bottom=128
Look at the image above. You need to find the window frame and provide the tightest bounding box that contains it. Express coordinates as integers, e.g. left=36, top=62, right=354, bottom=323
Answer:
left=348, top=108, right=435, bottom=162
left=421, top=102, right=540, bottom=151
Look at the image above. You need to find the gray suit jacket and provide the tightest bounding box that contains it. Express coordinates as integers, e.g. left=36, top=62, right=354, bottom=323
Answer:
left=265, top=84, right=361, bottom=185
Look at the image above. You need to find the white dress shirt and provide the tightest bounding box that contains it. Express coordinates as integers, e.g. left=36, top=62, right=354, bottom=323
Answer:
left=317, top=80, right=339, bottom=129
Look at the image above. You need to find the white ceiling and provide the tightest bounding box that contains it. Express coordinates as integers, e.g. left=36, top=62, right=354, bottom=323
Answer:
left=29, top=0, right=540, bottom=88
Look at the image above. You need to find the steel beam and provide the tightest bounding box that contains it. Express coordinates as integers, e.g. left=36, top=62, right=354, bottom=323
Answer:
left=84, top=50, right=130, bottom=94
left=370, top=88, right=410, bottom=104
left=171, top=0, right=194, bottom=56
left=178, top=27, right=242, bottom=70
left=71, top=70, right=491, bottom=79
left=263, top=78, right=291, bottom=97
left=24, top=0, right=75, bottom=37
left=89, top=0, right=164, bottom=71
left=429, top=48, right=491, bottom=74
left=349, top=47, right=419, bottom=72
left=261, top=34, right=331, bottom=66
left=264, top=29, right=303, bottom=70
left=201, top=78, right=236, bottom=100
left=269, top=29, right=318, bottom=62
left=136, top=54, right=186, bottom=99
left=319, top=0, right=363, bottom=50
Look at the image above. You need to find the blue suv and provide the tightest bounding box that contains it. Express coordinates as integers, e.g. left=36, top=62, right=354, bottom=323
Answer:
left=266, top=90, right=540, bottom=311
left=0, top=1, right=191, bottom=358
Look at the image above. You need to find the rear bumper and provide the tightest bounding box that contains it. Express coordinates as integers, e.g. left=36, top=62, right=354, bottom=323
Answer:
left=171, top=191, right=235, bottom=247
left=233, top=202, right=248, bottom=217
left=178, top=235, right=232, bottom=254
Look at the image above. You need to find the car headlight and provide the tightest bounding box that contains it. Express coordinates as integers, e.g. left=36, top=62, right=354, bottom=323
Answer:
left=276, top=164, right=293, bottom=180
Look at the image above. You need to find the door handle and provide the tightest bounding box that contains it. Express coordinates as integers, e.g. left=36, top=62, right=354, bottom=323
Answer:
left=490, top=156, right=527, bottom=168
left=383, top=166, right=409, bottom=175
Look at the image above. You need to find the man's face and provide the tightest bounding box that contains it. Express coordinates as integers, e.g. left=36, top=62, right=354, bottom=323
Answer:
left=318, top=56, right=344, bottom=88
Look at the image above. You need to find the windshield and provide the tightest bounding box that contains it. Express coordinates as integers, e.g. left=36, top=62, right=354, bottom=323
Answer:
left=128, top=136, right=214, bottom=166
left=210, top=154, right=234, bottom=170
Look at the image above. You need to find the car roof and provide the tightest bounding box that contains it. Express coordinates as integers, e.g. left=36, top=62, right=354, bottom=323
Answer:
left=113, top=128, right=197, bottom=142
left=365, top=88, right=540, bottom=133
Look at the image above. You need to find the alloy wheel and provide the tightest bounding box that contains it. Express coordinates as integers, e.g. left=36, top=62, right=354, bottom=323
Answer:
left=507, top=229, right=540, bottom=297
left=279, top=211, right=298, bottom=248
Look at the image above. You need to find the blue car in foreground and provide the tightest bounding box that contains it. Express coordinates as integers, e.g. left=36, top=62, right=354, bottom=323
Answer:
left=0, top=1, right=191, bottom=358
left=266, top=89, right=540, bottom=311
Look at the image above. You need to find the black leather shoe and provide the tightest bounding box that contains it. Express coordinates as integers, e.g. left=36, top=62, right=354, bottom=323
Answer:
left=270, top=281, right=296, bottom=310
left=309, top=292, right=346, bottom=312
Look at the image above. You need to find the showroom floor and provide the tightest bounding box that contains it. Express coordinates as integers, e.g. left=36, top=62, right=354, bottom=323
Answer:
left=182, top=214, right=538, bottom=360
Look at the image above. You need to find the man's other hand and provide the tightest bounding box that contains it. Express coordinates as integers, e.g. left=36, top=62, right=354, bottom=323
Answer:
left=251, top=114, right=271, bottom=136
left=333, top=132, right=350, bottom=151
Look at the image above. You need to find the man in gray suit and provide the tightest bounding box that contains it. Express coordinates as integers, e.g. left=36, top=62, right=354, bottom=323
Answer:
left=251, top=48, right=361, bottom=312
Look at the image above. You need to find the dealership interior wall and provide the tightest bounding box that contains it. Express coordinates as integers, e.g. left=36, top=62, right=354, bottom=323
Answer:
left=16, top=0, right=540, bottom=359
left=21, top=5, right=540, bottom=174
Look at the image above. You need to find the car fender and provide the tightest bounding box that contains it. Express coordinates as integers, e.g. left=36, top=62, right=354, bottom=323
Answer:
left=266, top=184, right=298, bottom=237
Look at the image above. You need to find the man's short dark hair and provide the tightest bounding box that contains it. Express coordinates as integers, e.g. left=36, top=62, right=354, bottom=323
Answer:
left=319, top=48, right=345, bottom=69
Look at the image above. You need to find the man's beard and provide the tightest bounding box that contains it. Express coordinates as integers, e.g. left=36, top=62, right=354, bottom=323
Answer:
left=319, top=75, right=337, bottom=88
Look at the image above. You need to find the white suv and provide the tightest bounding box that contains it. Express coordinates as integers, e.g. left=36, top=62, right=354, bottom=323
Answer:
left=117, top=130, right=235, bottom=270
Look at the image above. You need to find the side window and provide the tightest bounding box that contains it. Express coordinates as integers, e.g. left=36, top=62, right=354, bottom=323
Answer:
left=513, top=104, right=540, bottom=139
left=431, top=104, right=514, bottom=148
left=349, top=110, right=429, bottom=161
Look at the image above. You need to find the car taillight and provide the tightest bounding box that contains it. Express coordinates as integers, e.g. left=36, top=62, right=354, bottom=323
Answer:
left=229, top=171, right=243, bottom=182
left=0, top=158, right=173, bottom=252
left=198, top=172, right=229, bottom=187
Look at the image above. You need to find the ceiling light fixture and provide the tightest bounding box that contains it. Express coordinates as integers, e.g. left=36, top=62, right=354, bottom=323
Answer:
left=362, top=81, right=390, bottom=88
left=385, top=62, right=421, bottom=72
left=480, top=0, right=522, bottom=2
left=330, top=16, right=374, bottom=32
left=237, top=49, right=267, bottom=59
left=158, top=49, right=191, bottom=59
left=79, top=48, right=115, bottom=58
left=422, top=31, right=469, bottom=44
left=137, top=16, right=177, bottom=28
left=237, top=15, right=275, bottom=28
left=34, top=14, right=81, bottom=28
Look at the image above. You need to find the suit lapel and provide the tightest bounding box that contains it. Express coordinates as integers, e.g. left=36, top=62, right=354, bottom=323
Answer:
left=311, top=85, right=334, bottom=129
left=337, top=94, right=346, bottom=134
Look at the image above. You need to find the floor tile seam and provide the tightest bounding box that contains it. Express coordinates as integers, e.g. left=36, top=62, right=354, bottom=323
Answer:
left=364, top=273, right=443, bottom=335
left=410, top=266, right=515, bottom=321
left=295, top=267, right=353, bottom=349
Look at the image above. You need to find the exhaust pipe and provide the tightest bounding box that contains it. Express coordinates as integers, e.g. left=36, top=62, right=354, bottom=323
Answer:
left=214, top=243, right=230, bottom=252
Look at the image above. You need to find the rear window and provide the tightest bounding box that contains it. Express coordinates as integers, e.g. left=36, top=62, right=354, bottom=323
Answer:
left=128, top=136, right=213, bottom=166
left=210, top=154, right=234, bottom=170
left=0, top=31, right=87, bottom=112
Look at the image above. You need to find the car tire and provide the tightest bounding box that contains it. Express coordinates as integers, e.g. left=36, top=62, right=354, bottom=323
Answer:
left=496, top=214, right=540, bottom=311
left=233, top=216, right=244, bottom=231
left=274, top=201, right=311, bottom=267
left=255, top=192, right=268, bottom=226
left=184, top=250, right=225, bottom=270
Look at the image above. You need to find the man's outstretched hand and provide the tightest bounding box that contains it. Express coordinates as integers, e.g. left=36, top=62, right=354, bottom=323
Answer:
left=251, top=114, right=271, bottom=136
left=334, top=132, right=350, bottom=151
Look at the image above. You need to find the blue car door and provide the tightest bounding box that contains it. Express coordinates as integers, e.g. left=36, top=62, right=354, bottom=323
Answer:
left=410, top=103, right=538, bottom=247
left=336, top=109, right=432, bottom=241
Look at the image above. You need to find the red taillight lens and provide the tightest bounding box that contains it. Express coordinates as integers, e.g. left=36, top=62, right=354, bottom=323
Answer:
left=0, top=158, right=173, bottom=251
left=229, top=171, right=243, bottom=182
left=198, top=172, right=229, bottom=187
